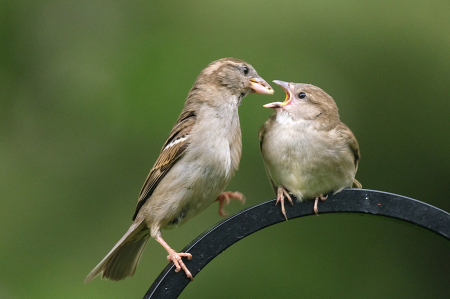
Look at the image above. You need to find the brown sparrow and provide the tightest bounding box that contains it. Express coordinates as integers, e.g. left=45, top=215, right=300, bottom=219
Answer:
left=85, top=58, right=273, bottom=282
left=259, top=80, right=361, bottom=220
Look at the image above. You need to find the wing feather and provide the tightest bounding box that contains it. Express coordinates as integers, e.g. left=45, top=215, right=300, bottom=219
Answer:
left=337, top=122, right=362, bottom=188
left=132, top=110, right=196, bottom=220
left=336, top=122, right=360, bottom=170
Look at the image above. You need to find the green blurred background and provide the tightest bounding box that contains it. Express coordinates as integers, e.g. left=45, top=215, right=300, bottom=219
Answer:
left=1, top=0, right=450, bottom=298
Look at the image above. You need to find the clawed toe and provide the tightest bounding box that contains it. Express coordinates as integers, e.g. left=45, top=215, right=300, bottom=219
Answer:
left=314, top=194, right=328, bottom=216
left=276, top=186, right=292, bottom=220
left=167, top=250, right=193, bottom=280
left=215, top=191, right=246, bottom=217
left=157, top=234, right=194, bottom=280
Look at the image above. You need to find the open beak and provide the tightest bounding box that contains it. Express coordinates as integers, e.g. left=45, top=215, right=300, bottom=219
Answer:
left=249, top=77, right=274, bottom=95
left=263, top=80, right=292, bottom=109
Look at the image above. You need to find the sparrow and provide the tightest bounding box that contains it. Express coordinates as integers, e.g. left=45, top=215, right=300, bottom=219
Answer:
left=85, top=58, right=273, bottom=282
left=259, top=80, right=361, bottom=220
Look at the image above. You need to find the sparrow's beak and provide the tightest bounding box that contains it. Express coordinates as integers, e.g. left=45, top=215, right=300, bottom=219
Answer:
left=263, top=80, right=292, bottom=109
left=249, top=77, right=274, bottom=95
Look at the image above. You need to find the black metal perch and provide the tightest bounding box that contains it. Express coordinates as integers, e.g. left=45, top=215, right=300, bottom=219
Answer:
left=143, top=189, right=450, bottom=299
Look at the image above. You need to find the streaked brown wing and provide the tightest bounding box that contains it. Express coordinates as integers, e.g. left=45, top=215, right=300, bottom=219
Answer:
left=132, top=110, right=196, bottom=220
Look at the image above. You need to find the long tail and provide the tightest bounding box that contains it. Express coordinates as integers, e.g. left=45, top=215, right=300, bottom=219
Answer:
left=85, top=219, right=150, bottom=282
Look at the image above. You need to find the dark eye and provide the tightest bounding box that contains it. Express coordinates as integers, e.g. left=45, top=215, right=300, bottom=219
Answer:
left=298, top=92, right=306, bottom=99
left=242, top=66, right=249, bottom=75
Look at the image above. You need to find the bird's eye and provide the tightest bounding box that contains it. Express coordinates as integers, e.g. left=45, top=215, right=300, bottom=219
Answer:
left=242, top=66, right=249, bottom=75
left=298, top=92, right=306, bottom=99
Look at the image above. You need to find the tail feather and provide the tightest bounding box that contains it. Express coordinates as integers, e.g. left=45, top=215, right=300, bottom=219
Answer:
left=85, top=219, right=150, bottom=283
left=102, top=232, right=150, bottom=281
left=352, top=179, right=362, bottom=189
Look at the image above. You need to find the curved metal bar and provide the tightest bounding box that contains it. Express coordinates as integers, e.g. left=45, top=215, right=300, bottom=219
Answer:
left=143, top=189, right=450, bottom=299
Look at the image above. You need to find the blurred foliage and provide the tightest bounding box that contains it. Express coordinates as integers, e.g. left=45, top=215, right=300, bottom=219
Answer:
left=1, top=0, right=450, bottom=298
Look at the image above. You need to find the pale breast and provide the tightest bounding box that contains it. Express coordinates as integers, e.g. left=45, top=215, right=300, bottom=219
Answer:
left=262, top=118, right=355, bottom=201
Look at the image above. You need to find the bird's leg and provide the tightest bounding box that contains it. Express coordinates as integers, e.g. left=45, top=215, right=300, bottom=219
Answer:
left=155, top=232, right=193, bottom=280
left=313, top=194, right=328, bottom=216
left=276, top=185, right=293, bottom=220
left=215, top=191, right=246, bottom=217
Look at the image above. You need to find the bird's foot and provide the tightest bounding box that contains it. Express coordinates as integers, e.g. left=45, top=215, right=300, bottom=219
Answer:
left=276, top=186, right=293, bottom=220
left=156, top=234, right=193, bottom=280
left=215, top=191, right=246, bottom=217
left=314, top=194, right=328, bottom=216
left=166, top=249, right=193, bottom=280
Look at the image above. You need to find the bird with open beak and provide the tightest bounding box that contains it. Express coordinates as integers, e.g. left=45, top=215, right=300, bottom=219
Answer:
left=85, top=58, right=273, bottom=282
left=259, top=80, right=361, bottom=220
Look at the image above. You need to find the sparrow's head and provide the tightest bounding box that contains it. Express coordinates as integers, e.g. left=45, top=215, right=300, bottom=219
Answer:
left=198, top=58, right=274, bottom=98
left=264, top=80, right=339, bottom=123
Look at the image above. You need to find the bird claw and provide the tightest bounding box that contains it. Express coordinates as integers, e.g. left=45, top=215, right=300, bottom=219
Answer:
left=215, top=191, right=246, bottom=217
left=314, top=194, right=328, bottom=216
left=167, top=250, right=193, bottom=280
left=276, top=186, right=293, bottom=220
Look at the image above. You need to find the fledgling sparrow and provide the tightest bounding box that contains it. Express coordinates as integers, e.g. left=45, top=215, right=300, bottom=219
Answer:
left=259, top=80, right=361, bottom=219
left=85, top=58, right=273, bottom=282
